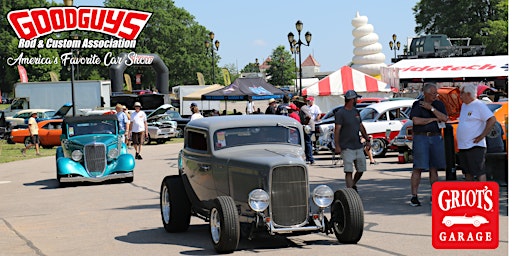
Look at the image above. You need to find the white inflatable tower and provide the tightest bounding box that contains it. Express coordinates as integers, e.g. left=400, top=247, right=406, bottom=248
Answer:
left=351, top=12, right=387, bottom=76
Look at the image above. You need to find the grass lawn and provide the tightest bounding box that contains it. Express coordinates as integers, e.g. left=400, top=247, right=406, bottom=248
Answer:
left=0, top=104, right=9, bottom=110
left=0, top=138, right=183, bottom=164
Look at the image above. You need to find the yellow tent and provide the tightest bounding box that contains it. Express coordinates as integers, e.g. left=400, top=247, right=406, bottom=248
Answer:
left=182, top=84, right=224, bottom=101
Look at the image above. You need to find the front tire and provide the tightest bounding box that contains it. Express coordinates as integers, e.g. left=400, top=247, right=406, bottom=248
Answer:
left=210, top=196, right=240, bottom=253
left=160, top=175, right=191, bottom=232
left=331, top=188, right=364, bottom=244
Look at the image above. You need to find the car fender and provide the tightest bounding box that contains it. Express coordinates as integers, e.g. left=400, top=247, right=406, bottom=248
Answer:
left=111, top=154, right=135, bottom=172
left=57, top=157, right=89, bottom=176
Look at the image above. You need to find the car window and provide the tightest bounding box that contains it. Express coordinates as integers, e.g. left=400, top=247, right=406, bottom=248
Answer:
left=166, top=111, right=180, bottom=118
left=213, top=126, right=301, bottom=150
left=359, top=108, right=378, bottom=121
left=44, top=122, right=62, bottom=130
left=44, top=111, right=56, bottom=118
left=15, top=112, right=31, bottom=118
left=68, top=120, right=117, bottom=137
left=486, top=104, right=502, bottom=113
left=378, top=113, right=388, bottom=121
left=187, top=130, right=208, bottom=151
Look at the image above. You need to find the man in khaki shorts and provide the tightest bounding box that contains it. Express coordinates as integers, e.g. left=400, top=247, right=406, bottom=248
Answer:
left=334, top=90, right=371, bottom=192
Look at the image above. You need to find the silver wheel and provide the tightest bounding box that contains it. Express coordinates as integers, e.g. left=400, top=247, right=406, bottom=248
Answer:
left=210, top=208, right=221, bottom=244
left=161, top=185, right=170, bottom=224
left=371, top=138, right=387, bottom=157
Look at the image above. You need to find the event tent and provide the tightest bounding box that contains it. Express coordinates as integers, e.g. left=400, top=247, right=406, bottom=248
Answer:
left=182, top=84, right=224, bottom=100
left=301, top=66, right=392, bottom=111
left=201, top=77, right=286, bottom=101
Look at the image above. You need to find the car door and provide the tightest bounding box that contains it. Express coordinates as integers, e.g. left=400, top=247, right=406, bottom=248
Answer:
left=385, top=108, right=408, bottom=140
left=39, top=120, right=63, bottom=146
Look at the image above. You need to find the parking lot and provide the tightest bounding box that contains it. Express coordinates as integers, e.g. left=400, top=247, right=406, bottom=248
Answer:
left=0, top=143, right=508, bottom=255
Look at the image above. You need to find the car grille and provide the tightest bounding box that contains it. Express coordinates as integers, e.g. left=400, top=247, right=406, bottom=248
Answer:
left=270, top=166, right=308, bottom=227
left=84, top=143, right=106, bottom=176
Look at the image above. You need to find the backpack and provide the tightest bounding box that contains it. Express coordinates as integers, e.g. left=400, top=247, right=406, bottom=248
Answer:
left=299, top=108, right=311, bottom=125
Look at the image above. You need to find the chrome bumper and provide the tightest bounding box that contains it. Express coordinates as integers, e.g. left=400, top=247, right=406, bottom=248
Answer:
left=59, top=172, right=133, bottom=183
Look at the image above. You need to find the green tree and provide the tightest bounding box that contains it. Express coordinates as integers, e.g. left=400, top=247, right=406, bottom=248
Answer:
left=413, top=0, right=508, bottom=55
left=240, top=62, right=260, bottom=73
left=266, top=45, right=295, bottom=87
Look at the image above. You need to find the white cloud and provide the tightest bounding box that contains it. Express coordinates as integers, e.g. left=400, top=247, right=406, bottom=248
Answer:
left=253, top=39, right=267, bottom=47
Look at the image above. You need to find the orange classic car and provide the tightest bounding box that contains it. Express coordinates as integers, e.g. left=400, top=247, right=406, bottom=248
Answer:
left=9, top=119, right=63, bottom=149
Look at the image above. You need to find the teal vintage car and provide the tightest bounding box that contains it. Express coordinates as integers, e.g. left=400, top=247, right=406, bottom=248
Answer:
left=56, top=115, right=135, bottom=186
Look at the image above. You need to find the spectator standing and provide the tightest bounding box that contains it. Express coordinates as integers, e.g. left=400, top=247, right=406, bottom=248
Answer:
left=286, top=103, right=301, bottom=122
left=276, top=94, right=290, bottom=116
left=129, top=102, right=148, bottom=160
left=246, top=96, right=255, bottom=114
left=306, top=96, right=322, bottom=121
left=293, top=96, right=315, bottom=165
left=21, top=112, right=40, bottom=156
left=457, top=83, right=496, bottom=181
left=265, top=98, right=277, bottom=114
left=115, top=104, right=129, bottom=143
left=334, top=90, right=371, bottom=192
left=409, top=83, right=448, bottom=206
left=190, top=103, right=204, bottom=120
left=123, top=105, right=132, bottom=148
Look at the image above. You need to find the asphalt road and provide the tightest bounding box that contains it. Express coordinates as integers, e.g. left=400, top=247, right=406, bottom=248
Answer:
left=0, top=144, right=508, bottom=256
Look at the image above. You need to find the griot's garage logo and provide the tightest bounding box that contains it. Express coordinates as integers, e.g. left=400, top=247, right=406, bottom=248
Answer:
left=432, top=182, right=499, bottom=249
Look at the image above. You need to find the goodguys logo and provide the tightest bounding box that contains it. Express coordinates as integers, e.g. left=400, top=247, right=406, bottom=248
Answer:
left=432, top=182, right=499, bottom=249
left=8, top=7, right=151, bottom=40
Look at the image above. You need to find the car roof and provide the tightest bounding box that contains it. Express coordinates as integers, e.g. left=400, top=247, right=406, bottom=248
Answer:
left=64, top=114, right=118, bottom=124
left=16, top=109, right=54, bottom=113
left=366, top=100, right=416, bottom=113
left=187, top=115, right=301, bottom=131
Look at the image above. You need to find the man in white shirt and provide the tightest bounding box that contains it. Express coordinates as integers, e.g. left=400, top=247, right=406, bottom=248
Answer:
left=456, top=83, right=496, bottom=181
left=306, top=96, right=322, bottom=121
left=129, top=102, right=148, bottom=160
left=190, top=103, right=204, bottom=120
left=246, top=97, right=255, bottom=114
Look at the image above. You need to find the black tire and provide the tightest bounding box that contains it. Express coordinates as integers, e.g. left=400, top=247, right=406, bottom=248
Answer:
left=330, top=188, right=364, bottom=244
left=160, top=175, right=191, bottom=232
left=371, top=138, right=387, bottom=158
left=156, top=139, right=165, bottom=144
left=42, top=145, right=53, bottom=149
left=123, top=176, right=134, bottom=183
left=176, top=128, right=184, bottom=138
left=24, top=137, right=31, bottom=147
left=210, top=196, right=240, bottom=253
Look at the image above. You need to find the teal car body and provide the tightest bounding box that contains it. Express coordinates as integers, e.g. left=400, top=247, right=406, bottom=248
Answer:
left=56, top=115, right=135, bottom=186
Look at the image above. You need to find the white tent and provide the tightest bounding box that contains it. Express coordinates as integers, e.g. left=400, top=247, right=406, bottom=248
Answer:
left=301, top=66, right=393, bottom=112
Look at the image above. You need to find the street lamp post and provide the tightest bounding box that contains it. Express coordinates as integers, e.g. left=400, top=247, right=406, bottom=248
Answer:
left=288, top=20, right=311, bottom=96
left=389, top=34, right=401, bottom=61
left=290, top=42, right=299, bottom=93
left=64, top=0, right=76, bottom=116
left=204, top=32, right=219, bottom=84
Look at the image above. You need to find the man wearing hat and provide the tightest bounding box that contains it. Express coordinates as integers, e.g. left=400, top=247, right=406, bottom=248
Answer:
left=21, top=111, right=40, bottom=156
left=190, top=103, right=204, bottom=120
left=306, top=96, right=322, bottom=121
left=129, top=102, right=148, bottom=160
left=265, top=98, right=277, bottom=114
left=334, top=90, right=371, bottom=192
left=293, top=96, right=316, bottom=164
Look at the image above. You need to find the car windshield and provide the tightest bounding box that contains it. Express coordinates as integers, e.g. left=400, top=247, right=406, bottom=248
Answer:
left=166, top=111, right=181, bottom=119
left=359, top=108, right=378, bottom=121
left=214, top=126, right=301, bottom=150
left=44, top=111, right=56, bottom=117
left=67, top=120, right=117, bottom=137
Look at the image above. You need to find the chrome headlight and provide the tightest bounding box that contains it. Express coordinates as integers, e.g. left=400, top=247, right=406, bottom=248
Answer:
left=312, top=185, right=334, bottom=208
left=248, top=189, right=270, bottom=212
left=107, top=148, right=119, bottom=159
left=71, top=150, right=83, bottom=161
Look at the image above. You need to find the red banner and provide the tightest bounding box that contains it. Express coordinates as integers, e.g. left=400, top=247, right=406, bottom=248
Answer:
left=17, top=65, right=28, bottom=82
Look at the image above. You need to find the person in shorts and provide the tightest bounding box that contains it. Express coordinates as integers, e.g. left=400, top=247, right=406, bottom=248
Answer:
left=457, top=83, right=496, bottom=181
left=409, top=83, right=448, bottom=206
left=21, top=112, right=40, bottom=156
left=334, top=90, right=371, bottom=192
left=129, top=102, right=148, bottom=160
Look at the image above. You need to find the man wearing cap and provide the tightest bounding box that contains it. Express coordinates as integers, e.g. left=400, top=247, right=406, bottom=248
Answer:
left=129, top=102, right=148, bottom=160
left=293, top=96, right=316, bottom=164
left=190, top=103, right=203, bottom=120
left=21, top=112, right=40, bottom=156
left=265, top=98, right=277, bottom=114
left=334, top=90, right=371, bottom=192
left=306, top=96, right=322, bottom=121
left=246, top=96, right=256, bottom=114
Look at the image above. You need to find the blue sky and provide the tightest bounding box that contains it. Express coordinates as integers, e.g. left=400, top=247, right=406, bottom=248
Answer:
left=74, top=0, right=418, bottom=73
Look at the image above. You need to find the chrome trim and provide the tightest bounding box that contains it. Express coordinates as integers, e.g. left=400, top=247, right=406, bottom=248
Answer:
left=59, top=172, right=133, bottom=183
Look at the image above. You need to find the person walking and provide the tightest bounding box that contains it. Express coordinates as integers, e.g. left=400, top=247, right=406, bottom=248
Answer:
left=457, top=83, right=496, bottom=181
left=122, top=105, right=132, bottom=148
left=276, top=94, right=290, bottom=116
left=265, top=98, right=277, bottom=114
left=129, top=102, right=148, bottom=160
left=306, top=96, right=322, bottom=121
left=21, top=112, right=40, bottom=156
left=190, top=103, right=204, bottom=120
left=246, top=96, right=255, bottom=114
left=293, top=96, right=316, bottom=165
left=334, top=90, right=371, bottom=192
left=115, top=104, right=129, bottom=143
left=409, top=83, right=448, bottom=206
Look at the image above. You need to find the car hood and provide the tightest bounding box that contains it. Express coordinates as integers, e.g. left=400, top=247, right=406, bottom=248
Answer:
left=147, top=104, right=174, bottom=119
left=215, top=146, right=305, bottom=167
left=67, top=134, right=118, bottom=146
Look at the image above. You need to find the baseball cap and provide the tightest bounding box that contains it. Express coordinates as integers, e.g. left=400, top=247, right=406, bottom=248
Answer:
left=190, top=102, right=197, bottom=107
left=268, top=98, right=276, bottom=104
left=344, top=90, right=362, bottom=99
left=134, top=102, right=142, bottom=107
left=286, top=103, right=299, bottom=111
left=306, top=96, right=314, bottom=101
